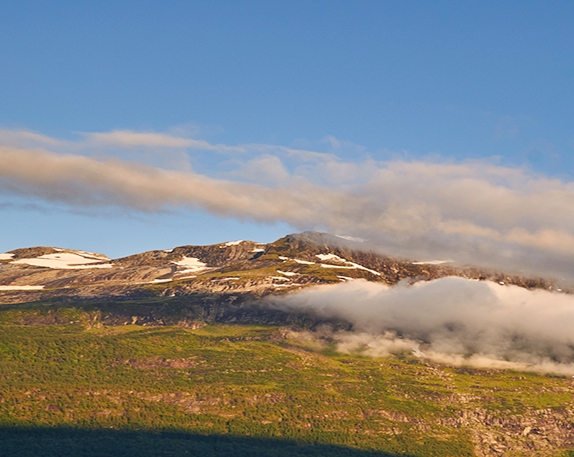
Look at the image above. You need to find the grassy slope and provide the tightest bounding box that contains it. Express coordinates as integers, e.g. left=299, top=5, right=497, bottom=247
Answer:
left=0, top=316, right=573, bottom=456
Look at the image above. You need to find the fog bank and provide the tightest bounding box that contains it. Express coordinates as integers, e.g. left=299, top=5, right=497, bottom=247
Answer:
left=273, top=278, right=574, bottom=375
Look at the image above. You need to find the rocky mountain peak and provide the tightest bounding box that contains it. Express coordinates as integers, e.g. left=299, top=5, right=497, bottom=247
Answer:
left=0, top=232, right=561, bottom=305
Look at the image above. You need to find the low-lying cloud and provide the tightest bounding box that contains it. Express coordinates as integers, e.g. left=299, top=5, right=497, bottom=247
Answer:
left=272, top=278, right=574, bottom=375
left=2, top=128, right=574, bottom=280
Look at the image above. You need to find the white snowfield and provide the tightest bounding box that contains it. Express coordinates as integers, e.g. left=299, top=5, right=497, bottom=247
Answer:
left=294, top=259, right=315, bottom=265
left=251, top=248, right=265, bottom=253
left=76, top=250, right=109, bottom=260
left=0, top=285, right=44, bottom=291
left=278, top=256, right=315, bottom=265
left=316, top=254, right=346, bottom=262
left=151, top=279, right=172, bottom=284
left=11, top=253, right=113, bottom=269
left=277, top=270, right=298, bottom=277
left=316, top=254, right=381, bottom=276
left=172, top=257, right=208, bottom=274
left=223, top=240, right=244, bottom=246
left=319, top=262, right=380, bottom=275
left=278, top=254, right=380, bottom=276
left=0, top=253, right=15, bottom=260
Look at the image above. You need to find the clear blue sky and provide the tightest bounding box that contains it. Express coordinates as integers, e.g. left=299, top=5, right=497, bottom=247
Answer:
left=1, top=1, right=573, bottom=274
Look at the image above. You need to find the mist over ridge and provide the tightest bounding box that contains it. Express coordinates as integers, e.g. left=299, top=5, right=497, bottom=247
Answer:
left=273, top=277, right=574, bottom=375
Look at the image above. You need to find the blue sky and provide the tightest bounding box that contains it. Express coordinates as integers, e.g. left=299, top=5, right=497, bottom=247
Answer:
left=1, top=1, right=574, bottom=278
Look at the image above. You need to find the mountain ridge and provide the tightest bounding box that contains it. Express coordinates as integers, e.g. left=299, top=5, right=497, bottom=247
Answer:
left=0, top=232, right=562, bottom=306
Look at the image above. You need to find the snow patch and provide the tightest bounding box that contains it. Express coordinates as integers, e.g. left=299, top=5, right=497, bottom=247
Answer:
left=151, top=279, right=172, bottom=284
left=75, top=250, right=109, bottom=261
left=277, top=270, right=298, bottom=277
left=278, top=256, right=315, bottom=265
left=316, top=254, right=380, bottom=276
left=0, top=253, right=14, bottom=260
left=316, top=253, right=347, bottom=263
left=252, top=248, right=265, bottom=253
left=294, top=259, right=315, bottom=265
left=224, top=240, right=244, bottom=246
left=12, top=253, right=113, bottom=269
left=337, top=276, right=355, bottom=281
left=320, top=263, right=380, bottom=276
left=0, top=285, right=44, bottom=291
left=172, top=257, right=207, bottom=273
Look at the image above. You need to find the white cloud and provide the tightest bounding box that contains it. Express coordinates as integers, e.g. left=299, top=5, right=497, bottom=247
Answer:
left=272, top=278, right=574, bottom=375
left=81, top=130, right=244, bottom=153
left=0, top=128, right=71, bottom=149
left=1, top=128, right=574, bottom=280
left=223, top=154, right=292, bottom=187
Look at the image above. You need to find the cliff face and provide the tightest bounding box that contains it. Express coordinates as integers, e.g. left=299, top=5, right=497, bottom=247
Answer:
left=0, top=232, right=560, bottom=306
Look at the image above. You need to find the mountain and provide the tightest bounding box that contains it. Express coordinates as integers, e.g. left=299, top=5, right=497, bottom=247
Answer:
left=0, top=231, right=558, bottom=302
left=0, top=231, right=560, bottom=327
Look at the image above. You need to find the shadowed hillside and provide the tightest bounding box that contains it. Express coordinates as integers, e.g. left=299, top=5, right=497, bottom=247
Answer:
left=0, top=427, right=409, bottom=457
left=0, top=427, right=415, bottom=457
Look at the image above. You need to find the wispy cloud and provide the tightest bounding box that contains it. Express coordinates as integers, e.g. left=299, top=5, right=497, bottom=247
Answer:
left=1, top=128, right=574, bottom=280
left=0, top=129, right=69, bottom=149
left=0, top=128, right=245, bottom=154
left=81, top=130, right=245, bottom=153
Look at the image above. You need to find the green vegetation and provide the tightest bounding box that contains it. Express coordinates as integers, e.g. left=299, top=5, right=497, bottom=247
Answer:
left=0, top=307, right=572, bottom=456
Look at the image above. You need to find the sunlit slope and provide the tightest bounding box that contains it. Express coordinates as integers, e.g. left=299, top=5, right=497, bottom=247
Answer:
left=0, top=321, right=573, bottom=456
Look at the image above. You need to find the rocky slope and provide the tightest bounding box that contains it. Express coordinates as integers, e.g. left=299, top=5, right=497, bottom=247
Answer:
left=0, top=232, right=561, bottom=307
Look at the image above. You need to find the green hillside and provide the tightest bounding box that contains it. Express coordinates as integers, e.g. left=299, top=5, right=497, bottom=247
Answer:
left=0, top=307, right=573, bottom=456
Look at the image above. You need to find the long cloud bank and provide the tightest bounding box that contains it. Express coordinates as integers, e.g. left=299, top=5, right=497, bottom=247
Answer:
left=1, top=128, right=574, bottom=280
left=271, top=278, right=574, bottom=375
